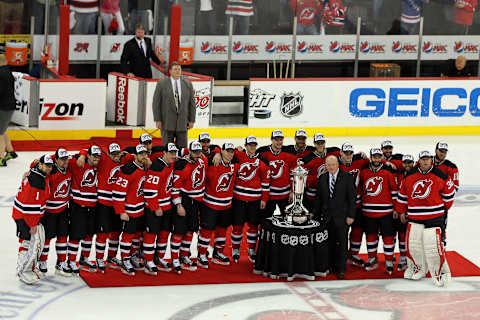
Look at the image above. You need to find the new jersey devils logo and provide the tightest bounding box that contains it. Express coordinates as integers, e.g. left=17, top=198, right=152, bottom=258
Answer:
left=192, top=163, right=205, bottom=189
left=317, top=164, right=326, bottom=178
left=108, top=166, right=121, bottom=184
left=54, top=178, right=71, bottom=198
left=137, top=176, right=146, bottom=197
left=80, top=169, right=97, bottom=187
left=412, top=179, right=433, bottom=199
left=216, top=171, right=234, bottom=192
left=238, top=159, right=259, bottom=181
left=269, top=160, right=285, bottom=179
left=166, top=172, right=174, bottom=193
left=365, top=176, right=383, bottom=196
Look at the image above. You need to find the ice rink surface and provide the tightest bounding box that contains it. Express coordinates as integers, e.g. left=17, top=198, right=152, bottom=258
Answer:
left=1, top=136, right=479, bottom=320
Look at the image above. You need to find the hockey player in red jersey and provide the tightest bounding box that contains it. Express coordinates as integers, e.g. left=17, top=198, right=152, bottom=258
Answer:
left=381, top=140, right=403, bottom=169
left=143, top=143, right=178, bottom=275
left=257, top=129, right=297, bottom=219
left=393, top=153, right=415, bottom=272
left=338, top=142, right=370, bottom=268
left=198, top=142, right=238, bottom=267
left=124, top=133, right=164, bottom=163
left=395, top=151, right=455, bottom=286
left=198, top=132, right=221, bottom=161
left=37, top=148, right=72, bottom=277
left=172, top=141, right=206, bottom=272
left=67, top=145, right=101, bottom=274
left=358, top=148, right=398, bottom=275
left=433, top=141, right=459, bottom=247
left=13, top=155, right=53, bottom=284
left=231, top=135, right=270, bottom=263
left=283, top=129, right=316, bottom=159
left=113, top=144, right=148, bottom=276
left=302, top=133, right=340, bottom=213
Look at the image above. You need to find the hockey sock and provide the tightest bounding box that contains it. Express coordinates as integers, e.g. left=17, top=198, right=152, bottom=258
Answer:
left=156, top=230, right=169, bottom=258
left=197, top=228, right=213, bottom=256
left=246, top=223, right=258, bottom=250
left=81, top=235, right=93, bottom=258
left=231, top=225, right=243, bottom=250
left=95, top=233, right=108, bottom=260
left=214, top=227, right=227, bottom=253
left=349, top=226, right=363, bottom=256
left=56, top=236, right=67, bottom=262
left=383, top=236, right=395, bottom=262
left=399, top=231, right=406, bottom=259
left=68, top=240, right=79, bottom=261
left=107, top=231, right=120, bottom=258
left=40, top=238, right=51, bottom=262
left=142, top=232, right=156, bottom=262
left=120, top=233, right=135, bottom=259
left=180, top=232, right=193, bottom=257
left=170, top=234, right=182, bottom=261
left=366, top=233, right=379, bottom=259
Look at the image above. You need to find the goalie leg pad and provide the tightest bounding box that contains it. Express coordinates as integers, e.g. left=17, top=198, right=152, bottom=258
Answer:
left=423, top=227, right=450, bottom=287
left=404, top=222, right=426, bottom=280
left=16, top=240, right=40, bottom=285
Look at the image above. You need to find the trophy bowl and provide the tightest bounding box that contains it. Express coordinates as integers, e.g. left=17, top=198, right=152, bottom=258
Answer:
left=284, top=160, right=311, bottom=225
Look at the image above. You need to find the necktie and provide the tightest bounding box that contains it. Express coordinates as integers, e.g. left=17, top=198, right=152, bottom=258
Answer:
left=329, top=174, right=336, bottom=198
left=140, top=40, right=146, bottom=57
left=174, top=80, right=180, bottom=112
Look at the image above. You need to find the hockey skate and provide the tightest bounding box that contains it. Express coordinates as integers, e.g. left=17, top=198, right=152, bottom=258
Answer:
left=180, top=256, right=197, bottom=271
left=212, top=249, right=230, bottom=266
left=144, top=261, right=159, bottom=276
left=79, top=256, right=97, bottom=273
left=121, top=257, right=135, bottom=276
left=55, top=260, right=72, bottom=277
left=232, top=248, right=240, bottom=264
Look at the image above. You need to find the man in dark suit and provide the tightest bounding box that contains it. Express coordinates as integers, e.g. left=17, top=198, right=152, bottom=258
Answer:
left=120, top=24, right=163, bottom=78
left=314, top=155, right=356, bottom=279
left=152, top=62, right=196, bottom=148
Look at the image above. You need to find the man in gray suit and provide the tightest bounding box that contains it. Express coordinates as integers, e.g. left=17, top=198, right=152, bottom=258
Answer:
left=152, top=62, right=196, bottom=148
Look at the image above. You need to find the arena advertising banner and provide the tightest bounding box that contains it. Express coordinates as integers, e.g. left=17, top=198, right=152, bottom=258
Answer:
left=248, top=79, right=480, bottom=128
left=144, top=79, right=212, bottom=129
left=11, top=75, right=38, bottom=127
left=38, top=81, right=106, bottom=130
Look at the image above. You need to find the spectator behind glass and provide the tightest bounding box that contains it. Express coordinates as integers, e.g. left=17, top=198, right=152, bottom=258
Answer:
left=69, top=0, right=99, bottom=34
left=401, top=0, right=424, bottom=34
left=225, top=0, right=254, bottom=35
left=441, top=55, right=473, bottom=77
left=197, top=0, right=217, bottom=34
left=120, top=24, right=164, bottom=78
left=0, top=0, right=23, bottom=34
left=128, top=0, right=157, bottom=34
left=452, top=0, right=478, bottom=34
left=101, top=0, right=125, bottom=35
left=321, top=0, right=351, bottom=34
left=33, top=0, right=60, bottom=34
left=0, top=54, right=18, bottom=167
left=289, top=0, right=322, bottom=35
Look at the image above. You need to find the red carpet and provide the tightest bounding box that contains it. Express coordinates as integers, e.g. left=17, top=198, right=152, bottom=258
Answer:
left=80, top=251, right=480, bottom=288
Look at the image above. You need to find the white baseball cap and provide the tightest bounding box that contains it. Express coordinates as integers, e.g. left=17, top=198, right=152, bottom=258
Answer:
left=108, top=143, right=121, bottom=154
left=436, top=141, right=448, bottom=151
left=135, top=144, right=148, bottom=154
left=189, top=141, right=202, bottom=152
left=271, top=129, right=284, bottom=139
left=370, top=148, right=383, bottom=157
left=402, top=154, right=414, bottom=162
left=313, top=133, right=326, bottom=143
left=88, top=145, right=102, bottom=156
left=198, top=132, right=211, bottom=142
left=419, top=150, right=432, bottom=159
left=295, top=129, right=307, bottom=138
left=167, top=143, right=179, bottom=153
left=245, top=136, right=258, bottom=145
left=140, top=133, right=153, bottom=144
left=342, top=142, right=354, bottom=153
left=381, top=140, right=393, bottom=148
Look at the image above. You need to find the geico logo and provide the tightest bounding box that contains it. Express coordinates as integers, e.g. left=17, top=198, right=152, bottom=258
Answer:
left=15, top=99, right=28, bottom=113
left=40, top=98, right=84, bottom=121
left=349, top=88, right=480, bottom=117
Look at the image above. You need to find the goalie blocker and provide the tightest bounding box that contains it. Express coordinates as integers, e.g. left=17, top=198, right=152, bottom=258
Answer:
left=395, top=151, right=455, bottom=287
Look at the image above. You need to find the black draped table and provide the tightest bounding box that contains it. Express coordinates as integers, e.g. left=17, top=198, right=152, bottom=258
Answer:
left=253, top=216, right=329, bottom=281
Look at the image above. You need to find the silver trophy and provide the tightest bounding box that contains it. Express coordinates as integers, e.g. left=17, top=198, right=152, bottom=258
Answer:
left=284, top=159, right=310, bottom=225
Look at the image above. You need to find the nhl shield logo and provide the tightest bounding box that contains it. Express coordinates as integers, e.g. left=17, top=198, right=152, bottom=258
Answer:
left=280, top=92, right=303, bottom=117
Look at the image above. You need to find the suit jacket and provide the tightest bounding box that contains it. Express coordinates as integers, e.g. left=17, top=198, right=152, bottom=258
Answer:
left=120, top=37, right=161, bottom=78
left=152, top=77, right=196, bottom=132
left=314, top=169, right=356, bottom=225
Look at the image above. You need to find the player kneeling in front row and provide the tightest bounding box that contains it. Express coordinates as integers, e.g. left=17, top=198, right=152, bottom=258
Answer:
left=13, top=155, right=52, bottom=284
left=143, top=143, right=179, bottom=275
left=113, top=145, right=149, bottom=276
left=395, top=151, right=455, bottom=287
left=198, top=143, right=239, bottom=267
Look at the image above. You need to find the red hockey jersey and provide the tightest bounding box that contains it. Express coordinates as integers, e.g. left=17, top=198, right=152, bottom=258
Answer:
left=339, top=154, right=369, bottom=187
left=202, top=144, right=221, bottom=161
left=395, top=167, right=455, bottom=221
left=257, top=146, right=297, bottom=200
left=45, top=164, right=72, bottom=213
left=289, top=0, right=322, bottom=26
left=144, top=158, right=175, bottom=211
left=358, top=164, right=398, bottom=218
left=302, top=147, right=341, bottom=200
left=453, top=0, right=477, bottom=26
left=172, top=156, right=207, bottom=204
left=112, top=162, right=146, bottom=217
left=95, top=152, right=133, bottom=207
left=69, top=155, right=98, bottom=207
left=12, top=168, right=51, bottom=227
left=233, top=150, right=270, bottom=202
left=385, top=153, right=404, bottom=171
left=203, top=159, right=238, bottom=211
left=434, top=159, right=459, bottom=192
